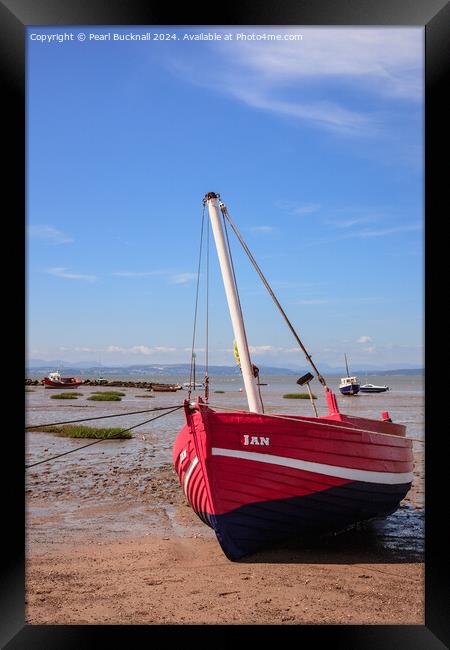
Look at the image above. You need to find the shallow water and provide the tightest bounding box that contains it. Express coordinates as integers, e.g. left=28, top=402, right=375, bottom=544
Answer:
left=26, top=374, right=424, bottom=559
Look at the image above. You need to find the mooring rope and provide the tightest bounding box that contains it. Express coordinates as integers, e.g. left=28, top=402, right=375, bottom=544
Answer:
left=25, top=405, right=183, bottom=431
left=25, top=405, right=184, bottom=469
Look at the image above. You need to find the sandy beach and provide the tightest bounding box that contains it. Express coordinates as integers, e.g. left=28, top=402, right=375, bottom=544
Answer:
left=25, top=378, right=424, bottom=625
left=26, top=450, right=424, bottom=625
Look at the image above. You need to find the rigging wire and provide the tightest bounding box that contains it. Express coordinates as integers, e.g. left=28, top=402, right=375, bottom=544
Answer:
left=188, top=204, right=206, bottom=401
left=26, top=405, right=184, bottom=469
left=219, top=202, right=326, bottom=388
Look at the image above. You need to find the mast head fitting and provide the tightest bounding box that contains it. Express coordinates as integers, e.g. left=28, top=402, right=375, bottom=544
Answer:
left=203, top=192, right=220, bottom=204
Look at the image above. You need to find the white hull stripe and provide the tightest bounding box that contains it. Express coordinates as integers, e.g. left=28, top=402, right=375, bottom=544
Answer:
left=183, top=456, right=199, bottom=495
left=211, top=447, right=413, bottom=485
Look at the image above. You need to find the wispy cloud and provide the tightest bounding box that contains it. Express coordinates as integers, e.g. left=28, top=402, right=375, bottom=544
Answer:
left=292, top=296, right=392, bottom=306
left=248, top=345, right=282, bottom=354
left=105, top=345, right=177, bottom=355
left=46, top=267, right=98, bottom=282
left=170, top=272, right=197, bottom=284
left=112, top=270, right=167, bottom=277
left=28, top=224, right=73, bottom=244
left=275, top=200, right=321, bottom=216
left=169, top=28, right=422, bottom=137
left=227, top=88, right=371, bottom=136
left=228, top=28, right=422, bottom=101
left=296, top=298, right=332, bottom=305
left=329, top=216, right=378, bottom=229
left=341, top=224, right=422, bottom=239
left=357, top=335, right=373, bottom=343
left=111, top=269, right=197, bottom=284
left=250, top=225, right=276, bottom=233
left=299, top=222, right=422, bottom=248
left=292, top=204, right=321, bottom=216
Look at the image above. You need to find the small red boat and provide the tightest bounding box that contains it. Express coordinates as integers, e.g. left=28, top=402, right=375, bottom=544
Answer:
left=173, top=193, right=413, bottom=560
left=43, top=371, right=82, bottom=389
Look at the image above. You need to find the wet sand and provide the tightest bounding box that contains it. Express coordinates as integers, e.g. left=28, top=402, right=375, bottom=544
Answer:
left=26, top=379, right=424, bottom=625
left=26, top=454, right=424, bottom=625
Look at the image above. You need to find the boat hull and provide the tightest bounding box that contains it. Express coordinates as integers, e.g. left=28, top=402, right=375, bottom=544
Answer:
left=360, top=386, right=389, bottom=393
left=339, top=383, right=360, bottom=395
left=43, top=378, right=82, bottom=388
left=173, top=404, right=413, bottom=560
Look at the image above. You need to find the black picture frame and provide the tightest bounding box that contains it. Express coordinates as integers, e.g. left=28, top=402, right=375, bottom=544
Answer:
left=2, top=0, right=447, bottom=647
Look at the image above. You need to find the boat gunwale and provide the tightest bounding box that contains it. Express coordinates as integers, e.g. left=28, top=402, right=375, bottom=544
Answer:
left=194, top=403, right=410, bottom=442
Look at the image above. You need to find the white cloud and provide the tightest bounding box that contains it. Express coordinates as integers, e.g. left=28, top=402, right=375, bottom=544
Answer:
left=112, top=270, right=167, bottom=277
left=343, top=224, right=422, bottom=239
left=235, top=29, right=422, bottom=98
left=172, top=27, right=422, bottom=136
left=296, top=299, right=331, bottom=305
left=46, top=267, right=98, bottom=282
left=357, top=336, right=373, bottom=343
left=248, top=345, right=283, bottom=354
left=292, top=204, right=321, bottom=216
left=275, top=201, right=321, bottom=216
left=250, top=225, right=275, bottom=233
left=228, top=88, right=371, bottom=135
left=170, top=272, right=197, bottom=284
left=330, top=216, right=378, bottom=228
left=28, top=224, right=73, bottom=244
left=104, top=345, right=178, bottom=355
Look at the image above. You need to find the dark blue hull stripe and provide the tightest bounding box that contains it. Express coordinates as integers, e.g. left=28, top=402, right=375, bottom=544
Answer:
left=194, top=480, right=411, bottom=560
left=339, top=385, right=360, bottom=395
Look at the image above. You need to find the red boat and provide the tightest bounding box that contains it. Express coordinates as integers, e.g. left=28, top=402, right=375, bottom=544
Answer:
left=173, top=193, right=413, bottom=560
left=174, top=392, right=412, bottom=560
left=43, top=371, right=82, bottom=389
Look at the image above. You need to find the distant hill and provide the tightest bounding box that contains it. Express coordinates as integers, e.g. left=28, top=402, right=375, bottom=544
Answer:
left=25, top=360, right=424, bottom=377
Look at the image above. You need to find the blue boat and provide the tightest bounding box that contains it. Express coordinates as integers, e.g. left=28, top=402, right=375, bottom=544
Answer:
left=360, top=383, right=389, bottom=393
left=339, top=355, right=360, bottom=395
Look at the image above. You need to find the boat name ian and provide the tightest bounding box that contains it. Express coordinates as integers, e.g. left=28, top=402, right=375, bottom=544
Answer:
left=242, top=435, right=270, bottom=446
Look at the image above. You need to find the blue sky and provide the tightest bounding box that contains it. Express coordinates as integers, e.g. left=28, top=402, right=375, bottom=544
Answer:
left=27, top=26, right=424, bottom=369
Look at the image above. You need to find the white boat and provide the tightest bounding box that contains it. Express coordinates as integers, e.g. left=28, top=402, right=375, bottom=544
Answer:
left=183, top=381, right=204, bottom=388
left=360, top=383, right=389, bottom=393
left=339, top=355, right=360, bottom=395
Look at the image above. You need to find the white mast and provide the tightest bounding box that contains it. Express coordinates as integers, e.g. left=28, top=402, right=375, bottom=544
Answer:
left=204, top=192, right=263, bottom=414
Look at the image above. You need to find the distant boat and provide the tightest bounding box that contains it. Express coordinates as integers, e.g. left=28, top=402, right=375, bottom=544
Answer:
left=183, top=381, right=204, bottom=389
left=360, top=383, right=389, bottom=393
left=339, top=354, right=360, bottom=395
left=96, top=359, right=108, bottom=384
left=43, top=371, right=82, bottom=389
left=184, top=353, right=204, bottom=389
left=150, top=383, right=182, bottom=392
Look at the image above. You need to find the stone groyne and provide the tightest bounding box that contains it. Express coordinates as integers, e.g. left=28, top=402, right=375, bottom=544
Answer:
left=25, top=378, right=175, bottom=388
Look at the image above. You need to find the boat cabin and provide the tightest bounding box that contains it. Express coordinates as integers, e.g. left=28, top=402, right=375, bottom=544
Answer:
left=339, top=376, right=359, bottom=387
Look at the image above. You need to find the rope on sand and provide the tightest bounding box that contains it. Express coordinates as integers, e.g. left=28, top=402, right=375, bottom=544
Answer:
left=25, top=405, right=184, bottom=470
